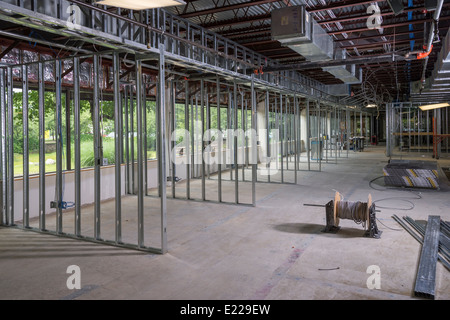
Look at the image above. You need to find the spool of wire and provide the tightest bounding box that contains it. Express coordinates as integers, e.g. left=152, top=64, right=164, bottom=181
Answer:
left=333, top=192, right=371, bottom=229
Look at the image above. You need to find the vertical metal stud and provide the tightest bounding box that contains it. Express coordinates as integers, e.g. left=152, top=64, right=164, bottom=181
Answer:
left=22, top=64, right=29, bottom=228
left=185, top=79, right=190, bottom=200
left=338, top=109, right=341, bottom=158
left=325, top=109, right=328, bottom=163
left=334, top=106, right=338, bottom=164
left=407, top=107, right=411, bottom=153
left=93, top=55, right=101, bottom=239
left=294, top=95, right=298, bottom=184
left=55, top=61, right=63, bottom=233
left=216, top=76, right=222, bottom=202
left=130, top=85, right=135, bottom=195
left=265, top=91, right=270, bottom=182
left=426, top=110, right=430, bottom=151
left=113, top=52, right=122, bottom=244
left=6, top=67, right=14, bottom=226
left=280, top=93, right=284, bottom=182
left=206, top=86, right=211, bottom=180
left=170, top=80, right=176, bottom=198
left=227, top=90, right=231, bottom=181
left=445, top=106, right=449, bottom=155
left=201, top=79, right=206, bottom=201
left=306, top=99, right=310, bottom=171
left=136, top=59, right=144, bottom=248
left=159, top=44, right=168, bottom=254
left=190, top=95, right=195, bottom=183
left=73, top=58, right=81, bottom=236
left=347, top=109, right=351, bottom=158
left=285, top=97, right=289, bottom=174
left=251, top=75, right=256, bottom=206
left=124, top=88, right=130, bottom=194
left=318, top=102, right=321, bottom=172
left=0, top=68, right=6, bottom=226
left=195, top=93, right=199, bottom=179
left=233, top=81, right=238, bottom=204
left=143, top=81, right=148, bottom=197
left=241, top=90, right=245, bottom=181
left=65, top=91, right=71, bottom=171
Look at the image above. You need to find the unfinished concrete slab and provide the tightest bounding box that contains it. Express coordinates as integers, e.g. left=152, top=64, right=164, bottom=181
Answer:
left=0, top=146, right=449, bottom=300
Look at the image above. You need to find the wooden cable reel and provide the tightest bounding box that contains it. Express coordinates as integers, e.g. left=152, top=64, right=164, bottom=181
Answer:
left=319, top=192, right=381, bottom=238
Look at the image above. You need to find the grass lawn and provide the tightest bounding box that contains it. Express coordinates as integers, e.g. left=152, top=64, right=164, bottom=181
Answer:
left=14, top=151, right=57, bottom=176
left=13, top=138, right=157, bottom=177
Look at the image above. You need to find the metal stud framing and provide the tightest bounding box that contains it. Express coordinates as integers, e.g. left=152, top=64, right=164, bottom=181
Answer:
left=386, top=102, right=449, bottom=159
left=0, top=52, right=168, bottom=253
left=0, top=2, right=363, bottom=254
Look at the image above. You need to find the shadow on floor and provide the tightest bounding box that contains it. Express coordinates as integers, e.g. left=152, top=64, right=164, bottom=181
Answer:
left=272, top=222, right=368, bottom=238
left=0, top=228, right=151, bottom=260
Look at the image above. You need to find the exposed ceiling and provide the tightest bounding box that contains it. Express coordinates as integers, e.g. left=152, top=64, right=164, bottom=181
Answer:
left=0, top=0, right=449, bottom=107
left=166, top=0, right=450, bottom=105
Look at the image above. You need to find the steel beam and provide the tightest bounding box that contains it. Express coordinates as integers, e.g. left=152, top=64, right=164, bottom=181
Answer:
left=414, top=216, right=441, bottom=299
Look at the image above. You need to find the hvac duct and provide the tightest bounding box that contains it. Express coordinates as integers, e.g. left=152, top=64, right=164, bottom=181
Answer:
left=323, top=48, right=363, bottom=85
left=271, top=5, right=362, bottom=84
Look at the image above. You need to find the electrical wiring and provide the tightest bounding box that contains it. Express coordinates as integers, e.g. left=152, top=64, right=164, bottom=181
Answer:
left=369, top=175, right=425, bottom=231
left=376, top=217, right=404, bottom=231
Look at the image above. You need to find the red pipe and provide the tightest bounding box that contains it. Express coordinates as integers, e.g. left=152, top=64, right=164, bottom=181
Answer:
left=417, top=45, right=433, bottom=60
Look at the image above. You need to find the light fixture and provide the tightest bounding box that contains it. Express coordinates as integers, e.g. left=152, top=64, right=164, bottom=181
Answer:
left=366, top=104, right=377, bottom=108
left=96, top=0, right=185, bottom=10
left=418, top=102, right=450, bottom=111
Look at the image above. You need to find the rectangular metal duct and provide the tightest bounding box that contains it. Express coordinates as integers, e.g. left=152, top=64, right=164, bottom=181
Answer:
left=327, top=83, right=351, bottom=97
left=271, top=5, right=361, bottom=84
left=271, top=5, right=312, bottom=45
left=323, top=48, right=362, bottom=84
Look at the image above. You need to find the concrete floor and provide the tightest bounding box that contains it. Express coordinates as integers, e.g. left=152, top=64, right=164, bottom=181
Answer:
left=0, top=145, right=449, bottom=300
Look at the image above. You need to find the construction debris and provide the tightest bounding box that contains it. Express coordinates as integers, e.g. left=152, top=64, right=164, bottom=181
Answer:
left=392, top=215, right=450, bottom=300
